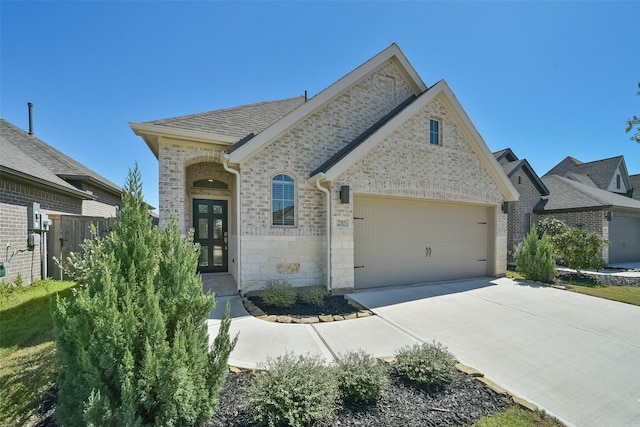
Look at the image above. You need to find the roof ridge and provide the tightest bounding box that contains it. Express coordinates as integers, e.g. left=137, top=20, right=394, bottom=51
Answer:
left=149, top=96, right=305, bottom=124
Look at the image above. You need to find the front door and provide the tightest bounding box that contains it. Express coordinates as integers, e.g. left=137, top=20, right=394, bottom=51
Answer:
left=193, top=199, right=228, bottom=273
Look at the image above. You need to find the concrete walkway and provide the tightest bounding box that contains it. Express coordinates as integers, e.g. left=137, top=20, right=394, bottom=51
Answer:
left=207, top=277, right=640, bottom=427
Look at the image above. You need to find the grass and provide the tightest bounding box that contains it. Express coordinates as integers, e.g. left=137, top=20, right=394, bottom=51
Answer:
left=0, top=279, right=76, bottom=427
left=474, top=405, right=564, bottom=427
left=506, top=270, right=640, bottom=306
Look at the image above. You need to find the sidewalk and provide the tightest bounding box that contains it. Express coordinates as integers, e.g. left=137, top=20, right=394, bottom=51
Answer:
left=207, top=277, right=640, bottom=427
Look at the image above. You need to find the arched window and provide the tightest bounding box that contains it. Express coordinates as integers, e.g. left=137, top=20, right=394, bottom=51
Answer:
left=193, top=179, right=228, bottom=189
left=272, top=174, right=295, bottom=226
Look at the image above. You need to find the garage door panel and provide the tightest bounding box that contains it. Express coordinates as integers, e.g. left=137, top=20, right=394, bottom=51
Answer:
left=609, top=215, right=640, bottom=264
left=354, top=196, right=489, bottom=289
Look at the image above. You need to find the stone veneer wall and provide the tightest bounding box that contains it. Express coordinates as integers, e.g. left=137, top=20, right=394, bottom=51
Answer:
left=334, top=94, right=508, bottom=287
left=238, top=61, right=416, bottom=292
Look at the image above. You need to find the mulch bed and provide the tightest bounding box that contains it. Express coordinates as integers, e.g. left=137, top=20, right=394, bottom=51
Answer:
left=206, top=369, right=513, bottom=427
left=248, top=295, right=361, bottom=318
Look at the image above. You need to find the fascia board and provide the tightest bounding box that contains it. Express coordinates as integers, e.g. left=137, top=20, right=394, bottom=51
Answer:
left=0, top=166, right=95, bottom=200
left=130, top=122, right=236, bottom=159
left=229, top=43, right=428, bottom=164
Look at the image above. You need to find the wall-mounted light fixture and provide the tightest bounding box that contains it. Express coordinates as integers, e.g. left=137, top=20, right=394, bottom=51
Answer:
left=340, top=185, right=350, bottom=204
left=501, top=201, right=512, bottom=214
left=605, top=211, right=613, bottom=221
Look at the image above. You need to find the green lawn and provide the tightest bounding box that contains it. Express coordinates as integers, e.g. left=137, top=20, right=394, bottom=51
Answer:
left=506, top=271, right=640, bottom=306
left=474, top=405, right=564, bottom=427
left=0, top=279, right=76, bottom=426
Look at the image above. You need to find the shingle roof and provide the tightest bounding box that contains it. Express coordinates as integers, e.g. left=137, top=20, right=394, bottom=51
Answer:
left=499, top=159, right=550, bottom=196
left=544, top=155, right=625, bottom=191
left=147, top=97, right=306, bottom=140
left=0, top=118, right=121, bottom=197
left=630, top=174, right=640, bottom=201
left=536, top=175, right=640, bottom=212
left=493, top=148, right=518, bottom=164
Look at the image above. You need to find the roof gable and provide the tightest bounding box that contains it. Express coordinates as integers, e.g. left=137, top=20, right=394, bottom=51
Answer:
left=311, top=80, right=518, bottom=201
left=0, top=118, right=121, bottom=196
left=500, top=158, right=549, bottom=196
left=493, top=148, right=519, bottom=164
left=545, top=155, right=629, bottom=192
left=228, top=43, right=427, bottom=164
left=537, top=174, right=640, bottom=212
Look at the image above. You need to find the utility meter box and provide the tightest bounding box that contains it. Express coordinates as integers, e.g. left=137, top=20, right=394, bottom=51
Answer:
left=40, top=213, right=51, bottom=231
left=28, top=233, right=41, bottom=248
left=0, top=262, right=5, bottom=278
left=27, top=202, right=41, bottom=230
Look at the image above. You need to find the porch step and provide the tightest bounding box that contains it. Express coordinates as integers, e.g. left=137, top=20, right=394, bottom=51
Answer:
left=201, top=273, right=238, bottom=297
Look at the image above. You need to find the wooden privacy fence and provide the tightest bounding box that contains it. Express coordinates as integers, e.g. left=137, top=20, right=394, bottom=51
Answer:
left=47, top=214, right=113, bottom=280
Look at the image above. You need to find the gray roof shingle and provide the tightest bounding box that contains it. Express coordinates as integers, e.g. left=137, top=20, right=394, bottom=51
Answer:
left=536, top=175, right=640, bottom=212
left=544, top=155, right=625, bottom=191
left=0, top=118, right=121, bottom=196
left=147, top=96, right=306, bottom=140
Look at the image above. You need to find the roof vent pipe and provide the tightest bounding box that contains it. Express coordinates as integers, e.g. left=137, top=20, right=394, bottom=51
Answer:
left=27, top=102, right=34, bottom=135
left=304, top=90, right=307, bottom=102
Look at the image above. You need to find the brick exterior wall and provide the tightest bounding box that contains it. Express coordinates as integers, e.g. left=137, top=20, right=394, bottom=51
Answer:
left=1, top=177, right=85, bottom=285
left=80, top=182, right=121, bottom=217
left=156, top=61, right=509, bottom=293
left=536, top=210, right=609, bottom=262
left=507, top=169, right=543, bottom=254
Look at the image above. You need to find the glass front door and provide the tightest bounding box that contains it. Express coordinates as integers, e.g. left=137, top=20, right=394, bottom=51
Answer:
left=193, top=199, right=228, bottom=273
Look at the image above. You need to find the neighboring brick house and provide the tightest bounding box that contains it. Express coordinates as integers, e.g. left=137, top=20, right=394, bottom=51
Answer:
left=131, top=44, right=518, bottom=295
left=538, top=155, right=640, bottom=265
left=493, top=149, right=549, bottom=257
left=0, top=118, right=122, bottom=284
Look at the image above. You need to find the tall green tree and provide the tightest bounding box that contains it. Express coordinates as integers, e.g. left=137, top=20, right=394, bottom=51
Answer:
left=53, top=165, right=236, bottom=426
left=627, top=82, right=640, bottom=143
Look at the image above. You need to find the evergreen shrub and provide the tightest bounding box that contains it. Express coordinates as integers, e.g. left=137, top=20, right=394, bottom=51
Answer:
left=517, top=230, right=557, bottom=283
left=261, top=279, right=297, bottom=307
left=53, top=165, right=236, bottom=427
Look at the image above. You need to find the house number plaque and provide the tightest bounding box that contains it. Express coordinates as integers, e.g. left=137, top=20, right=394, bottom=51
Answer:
left=337, top=218, right=349, bottom=227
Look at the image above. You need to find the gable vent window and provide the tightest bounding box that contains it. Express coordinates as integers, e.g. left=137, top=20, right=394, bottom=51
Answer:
left=272, top=174, right=295, bottom=227
left=429, top=118, right=441, bottom=146
left=193, top=179, right=228, bottom=189
left=616, top=174, right=621, bottom=189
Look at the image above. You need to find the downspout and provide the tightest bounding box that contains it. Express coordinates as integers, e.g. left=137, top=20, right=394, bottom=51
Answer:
left=314, top=174, right=331, bottom=292
left=222, top=153, right=242, bottom=294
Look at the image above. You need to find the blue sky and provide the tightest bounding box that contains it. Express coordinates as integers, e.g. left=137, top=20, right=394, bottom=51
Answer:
left=1, top=1, right=639, bottom=210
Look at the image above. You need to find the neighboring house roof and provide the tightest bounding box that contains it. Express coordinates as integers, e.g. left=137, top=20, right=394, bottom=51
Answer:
left=0, top=118, right=121, bottom=199
left=493, top=148, right=519, bottom=164
left=499, top=158, right=550, bottom=196
left=544, top=155, right=629, bottom=192
left=630, top=174, right=640, bottom=201
left=536, top=175, right=640, bottom=213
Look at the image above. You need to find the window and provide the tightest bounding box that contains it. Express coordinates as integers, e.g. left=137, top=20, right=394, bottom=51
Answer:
left=616, top=174, right=621, bottom=189
left=429, top=118, right=441, bottom=145
left=272, top=174, right=295, bottom=226
left=193, top=179, right=228, bottom=189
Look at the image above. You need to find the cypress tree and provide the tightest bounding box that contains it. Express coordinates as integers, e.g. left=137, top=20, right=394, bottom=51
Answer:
left=53, top=165, right=236, bottom=426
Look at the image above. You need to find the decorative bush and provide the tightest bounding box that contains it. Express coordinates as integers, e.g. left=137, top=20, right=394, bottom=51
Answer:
left=299, top=284, right=329, bottom=307
left=336, top=349, right=389, bottom=404
left=517, top=230, right=557, bottom=283
left=394, top=341, right=456, bottom=386
left=553, top=226, right=607, bottom=273
left=53, top=166, right=237, bottom=427
left=262, top=279, right=297, bottom=307
left=247, top=353, right=338, bottom=427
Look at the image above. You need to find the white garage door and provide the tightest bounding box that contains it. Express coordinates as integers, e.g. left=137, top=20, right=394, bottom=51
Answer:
left=609, top=214, right=640, bottom=264
left=354, top=196, right=489, bottom=289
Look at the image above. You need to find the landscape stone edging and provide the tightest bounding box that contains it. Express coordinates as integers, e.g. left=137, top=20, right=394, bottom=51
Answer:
left=241, top=297, right=375, bottom=324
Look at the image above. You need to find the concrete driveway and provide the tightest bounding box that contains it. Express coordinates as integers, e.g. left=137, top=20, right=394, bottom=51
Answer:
left=209, top=277, right=640, bottom=427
